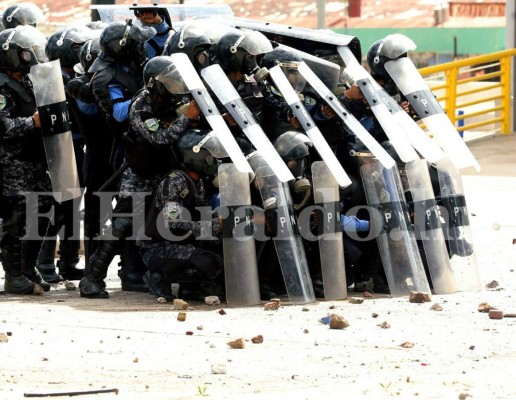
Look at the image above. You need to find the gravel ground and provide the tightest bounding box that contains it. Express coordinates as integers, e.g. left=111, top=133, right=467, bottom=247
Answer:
left=0, top=135, right=515, bottom=400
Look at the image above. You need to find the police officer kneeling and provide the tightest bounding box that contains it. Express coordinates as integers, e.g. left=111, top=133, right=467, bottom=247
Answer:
left=138, top=129, right=225, bottom=301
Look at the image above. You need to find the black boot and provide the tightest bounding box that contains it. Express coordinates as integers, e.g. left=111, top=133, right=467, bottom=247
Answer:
left=58, top=239, right=84, bottom=280
left=36, top=238, right=63, bottom=283
left=79, top=240, right=118, bottom=298
left=2, top=240, right=35, bottom=294
left=23, top=239, right=50, bottom=292
left=118, top=241, right=148, bottom=292
left=143, top=271, right=174, bottom=301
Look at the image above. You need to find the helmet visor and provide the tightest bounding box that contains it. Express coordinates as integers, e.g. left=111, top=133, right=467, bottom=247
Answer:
left=237, top=30, right=273, bottom=55
left=193, top=131, right=229, bottom=159
left=381, top=34, right=417, bottom=59
left=155, top=63, right=189, bottom=94
left=280, top=62, right=306, bottom=92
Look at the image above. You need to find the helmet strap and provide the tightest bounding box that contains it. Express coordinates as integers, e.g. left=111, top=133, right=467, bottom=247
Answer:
left=6, top=6, right=21, bottom=23
left=373, top=40, right=385, bottom=64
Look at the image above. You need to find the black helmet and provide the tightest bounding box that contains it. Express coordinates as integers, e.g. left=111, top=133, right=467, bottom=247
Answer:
left=260, top=47, right=306, bottom=92
left=0, top=25, right=47, bottom=73
left=214, top=29, right=273, bottom=76
left=143, top=55, right=189, bottom=116
left=177, top=129, right=227, bottom=176
left=2, top=2, right=44, bottom=29
left=74, top=37, right=101, bottom=75
left=273, top=131, right=312, bottom=177
left=163, top=23, right=212, bottom=73
left=93, top=19, right=155, bottom=69
left=46, top=26, right=94, bottom=68
left=367, top=34, right=416, bottom=80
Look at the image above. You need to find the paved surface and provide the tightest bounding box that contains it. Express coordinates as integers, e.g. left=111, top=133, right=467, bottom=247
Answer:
left=0, top=135, right=515, bottom=400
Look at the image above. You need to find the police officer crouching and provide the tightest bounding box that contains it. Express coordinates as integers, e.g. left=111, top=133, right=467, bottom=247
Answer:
left=138, top=129, right=225, bottom=302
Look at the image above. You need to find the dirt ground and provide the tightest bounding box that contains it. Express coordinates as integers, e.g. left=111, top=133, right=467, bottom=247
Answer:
left=1, top=135, right=515, bottom=400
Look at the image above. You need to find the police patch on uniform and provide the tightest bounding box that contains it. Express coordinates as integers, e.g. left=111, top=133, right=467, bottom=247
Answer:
left=304, top=96, right=316, bottom=107
left=0, top=95, right=6, bottom=110
left=163, top=201, right=182, bottom=220
left=144, top=118, right=159, bottom=131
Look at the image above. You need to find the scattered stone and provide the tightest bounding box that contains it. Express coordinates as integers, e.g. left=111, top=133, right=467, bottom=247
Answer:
left=478, top=302, right=494, bottom=313
left=492, top=223, right=501, bottom=230
left=197, top=325, right=204, bottom=331
left=64, top=281, right=76, bottom=291
left=378, top=321, right=391, bottom=329
left=302, top=307, right=309, bottom=312
left=430, top=303, right=443, bottom=311
left=251, top=335, right=263, bottom=344
left=349, top=297, right=364, bottom=304
left=41, top=357, right=48, bottom=361
left=329, top=314, right=349, bottom=330
left=488, top=309, right=504, bottom=320
left=211, top=364, right=227, bottom=374
left=409, top=291, right=431, bottom=303
left=133, top=357, right=138, bottom=363
left=400, top=342, right=414, bottom=348
left=186, top=331, right=194, bottom=336
left=504, top=313, right=516, bottom=318
left=0, top=333, right=8, bottom=343
left=264, top=301, right=279, bottom=311
left=156, top=297, right=167, bottom=304
left=227, top=338, right=245, bottom=349
left=177, top=312, right=187, bottom=322
left=329, top=305, right=336, bottom=309
left=512, top=239, right=516, bottom=245
left=469, top=345, right=475, bottom=350
left=33, top=284, right=44, bottom=295
left=218, top=309, right=226, bottom=315
left=270, top=298, right=281, bottom=305
left=6, top=332, right=12, bottom=337
left=205, top=296, right=221, bottom=305
left=486, top=280, right=499, bottom=289
left=173, top=299, right=189, bottom=310
left=303, top=329, right=309, bottom=334
left=371, top=313, right=379, bottom=318
left=459, top=393, right=471, bottom=399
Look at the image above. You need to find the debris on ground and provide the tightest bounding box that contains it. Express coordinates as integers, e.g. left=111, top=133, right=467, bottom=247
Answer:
left=486, top=280, right=499, bottom=288
left=378, top=321, right=391, bottom=329
left=218, top=309, right=226, bottom=315
left=156, top=297, right=167, bottom=304
left=33, top=284, right=44, bottom=295
left=227, top=338, right=245, bottom=349
left=400, top=342, right=414, bottom=348
left=211, top=364, right=227, bottom=374
left=478, top=302, right=494, bottom=312
left=205, top=296, right=221, bottom=305
left=177, top=312, right=187, bottom=322
left=329, top=314, right=349, bottom=330
left=264, top=301, right=279, bottom=311
left=64, top=281, right=76, bottom=291
left=0, top=333, right=8, bottom=343
left=430, top=303, right=443, bottom=311
left=409, top=291, right=431, bottom=303
left=251, top=335, right=263, bottom=344
left=488, top=309, right=504, bottom=319
left=173, top=299, right=189, bottom=310
left=348, top=297, right=364, bottom=304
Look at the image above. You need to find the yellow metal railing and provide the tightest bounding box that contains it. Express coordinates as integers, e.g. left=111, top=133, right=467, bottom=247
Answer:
left=418, top=49, right=516, bottom=135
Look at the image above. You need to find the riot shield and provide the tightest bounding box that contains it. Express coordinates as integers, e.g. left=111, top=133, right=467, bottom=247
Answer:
left=337, top=46, right=418, bottom=163
left=436, top=157, right=481, bottom=292
left=169, top=53, right=253, bottom=174
left=218, top=163, right=261, bottom=306
left=249, top=153, right=315, bottom=304
left=268, top=65, right=351, bottom=188
left=297, top=62, right=396, bottom=170
left=311, top=161, right=347, bottom=300
left=405, top=159, right=457, bottom=294
left=29, top=60, right=81, bottom=203
left=201, top=64, right=294, bottom=182
left=361, top=159, right=431, bottom=297
left=384, top=57, right=480, bottom=171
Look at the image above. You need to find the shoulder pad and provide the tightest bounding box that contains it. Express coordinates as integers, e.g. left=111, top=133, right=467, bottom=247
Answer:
left=91, top=68, right=116, bottom=89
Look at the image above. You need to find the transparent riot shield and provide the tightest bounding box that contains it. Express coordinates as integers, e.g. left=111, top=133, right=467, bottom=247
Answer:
left=297, top=62, right=396, bottom=170
left=311, top=161, right=347, bottom=300
left=29, top=60, right=81, bottom=203
left=201, top=64, right=294, bottom=182
left=436, top=157, right=482, bottom=292
left=219, top=163, right=261, bottom=306
left=249, top=154, right=315, bottom=304
left=169, top=53, right=253, bottom=174
left=268, top=66, right=351, bottom=188
left=405, top=159, right=457, bottom=294
left=361, top=159, right=431, bottom=297
left=384, top=57, right=480, bottom=172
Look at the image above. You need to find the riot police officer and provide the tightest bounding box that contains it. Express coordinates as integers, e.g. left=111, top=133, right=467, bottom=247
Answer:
left=139, top=129, right=225, bottom=301
left=2, top=2, right=44, bottom=29
left=0, top=25, right=52, bottom=294
left=78, top=56, right=200, bottom=298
